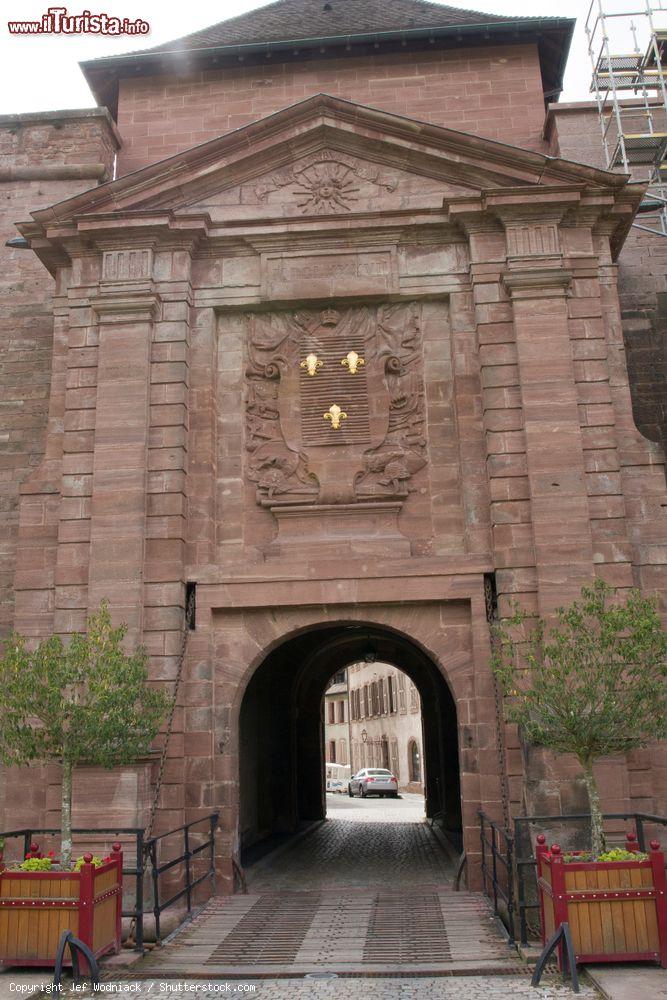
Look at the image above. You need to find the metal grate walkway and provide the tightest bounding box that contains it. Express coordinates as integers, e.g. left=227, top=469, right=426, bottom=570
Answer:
left=136, top=888, right=519, bottom=977
left=134, top=811, right=519, bottom=977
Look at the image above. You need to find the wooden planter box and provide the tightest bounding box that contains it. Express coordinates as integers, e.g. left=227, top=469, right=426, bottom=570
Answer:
left=0, top=843, right=122, bottom=967
left=537, top=833, right=667, bottom=968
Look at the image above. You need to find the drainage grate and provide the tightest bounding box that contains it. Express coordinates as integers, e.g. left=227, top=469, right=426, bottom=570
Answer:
left=363, top=892, right=451, bottom=964
left=206, top=893, right=321, bottom=966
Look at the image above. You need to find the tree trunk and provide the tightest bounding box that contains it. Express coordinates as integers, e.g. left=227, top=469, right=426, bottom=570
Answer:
left=581, top=758, right=605, bottom=857
left=61, top=759, right=73, bottom=869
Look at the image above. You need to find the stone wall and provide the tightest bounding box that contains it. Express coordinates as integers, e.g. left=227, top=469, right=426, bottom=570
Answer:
left=0, top=109, right=120, bottom=642
left=550, top=101, right=667, bottom=458
left=116, top=42, right=548, bottom=174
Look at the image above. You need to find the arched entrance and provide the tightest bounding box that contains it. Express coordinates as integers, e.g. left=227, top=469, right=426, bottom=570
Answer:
left=238, top=622, right=462, bottom=861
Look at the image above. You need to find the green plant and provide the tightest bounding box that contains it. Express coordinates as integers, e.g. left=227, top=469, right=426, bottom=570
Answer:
left=493, top=580, right=667, bottom=857
left=0, top=601, right=171, bottom=869
left=16, top=857, right=52, bottom=872
left=562, top=849, right=649, bottom=863
left=596, top=848, right=648, bottom=863
left=73, top=855, right=104, bottom=871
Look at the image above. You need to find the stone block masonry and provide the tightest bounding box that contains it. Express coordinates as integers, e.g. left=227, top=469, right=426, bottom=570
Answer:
left=116, top=43, right=548, bottom=174
left=0, top=109, right=120, bottom=641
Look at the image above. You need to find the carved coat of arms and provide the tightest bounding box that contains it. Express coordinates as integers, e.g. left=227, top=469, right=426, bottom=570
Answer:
left=244, top=302, right=427, bottom=508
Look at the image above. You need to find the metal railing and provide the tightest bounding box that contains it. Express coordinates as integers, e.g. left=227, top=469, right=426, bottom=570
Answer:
left=0, top=826, right=145, bottom=951
left=514, top=811, right=667, bottom=945
left=478, top=810, right=515, bottom=946
left=146, top=813, right=218, bottom=942
left=0, top=813, right=219, bottom=950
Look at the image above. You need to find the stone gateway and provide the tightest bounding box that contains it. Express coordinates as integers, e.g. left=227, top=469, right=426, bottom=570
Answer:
left=0, top=0, right=664, bottom=892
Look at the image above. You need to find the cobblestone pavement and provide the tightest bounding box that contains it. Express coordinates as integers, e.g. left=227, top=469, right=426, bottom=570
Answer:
left=325, top=790, right=426, bottom=823
left=25, top=975, right=597, bottom=999
left=248, top=794, right=449, bottom=893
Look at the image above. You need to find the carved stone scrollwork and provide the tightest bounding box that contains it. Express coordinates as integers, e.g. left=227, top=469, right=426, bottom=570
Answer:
left=245, top=314, right=319, bottom=507
left=244, top=302, right=428, bottom=510
left=354, top=302, right=427, bottom=500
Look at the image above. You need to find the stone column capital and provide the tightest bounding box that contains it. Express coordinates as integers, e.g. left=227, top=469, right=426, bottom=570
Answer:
left=90, top=292, right=161, bottom=324
left=501, top=268, right=572, bottom=300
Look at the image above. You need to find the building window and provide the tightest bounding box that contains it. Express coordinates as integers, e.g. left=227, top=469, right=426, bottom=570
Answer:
left=409, top=739, right=421, bottom=783
left=388, top=675, right=396, bottom=713
left=328, top=701, right=335, bottom=724
left=364, top=684, right=370, bottom=717
left=333, top=670, right=346, bottom=684
left=390, top=738, right=399, bottom=780
left=379, top=680, right=386, bottom=715
left=338, top=700, right=345, bottom=723
left=410, top=681, right=419, bottom=713
left=381, top=736, right=390, bottom=770
left=338, top=739, right=347, bottom=765
left=397, top=672, right=407, bottom=714
left=329, top=740, right=336, bottom=763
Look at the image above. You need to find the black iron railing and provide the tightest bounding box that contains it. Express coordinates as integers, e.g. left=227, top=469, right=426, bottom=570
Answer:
left=0, top=826, right=145, bottom=951
left=514, top=811, right=667, bottom=945
left=146, top=813, right=218, bottom=942
left=0, top=813, right=219, bottom=950
left=478, top=810, right=515, bottom=946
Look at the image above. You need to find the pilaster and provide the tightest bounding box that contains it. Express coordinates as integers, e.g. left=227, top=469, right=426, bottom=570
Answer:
left=502, top=265, right=596, bottom=613
left=88, top=289, right=159, bottom=642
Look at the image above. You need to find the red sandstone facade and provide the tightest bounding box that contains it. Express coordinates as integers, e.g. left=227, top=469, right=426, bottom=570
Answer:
left=0, top=0, right=664, bottom=888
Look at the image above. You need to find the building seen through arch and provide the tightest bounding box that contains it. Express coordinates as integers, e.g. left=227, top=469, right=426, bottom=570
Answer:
left=328, top=661, right=426, bottom=795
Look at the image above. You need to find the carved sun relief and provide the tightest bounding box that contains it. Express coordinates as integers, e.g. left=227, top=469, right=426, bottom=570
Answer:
left=255, top=150, right=398, bottom=214
left=244, top=302, right=428, bottom=509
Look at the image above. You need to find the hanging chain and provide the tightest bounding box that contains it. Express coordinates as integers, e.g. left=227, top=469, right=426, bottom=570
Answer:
left=485, top=575, right=512, bottom=834
left=145, top=588, right=196, bottom=850
left=126, top=589, right=195, bottom=946
left=126, top=590, right=195, bottom=947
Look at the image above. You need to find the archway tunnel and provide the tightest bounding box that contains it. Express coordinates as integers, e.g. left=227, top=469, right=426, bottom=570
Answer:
left=239, top=622, right=462, bottom=863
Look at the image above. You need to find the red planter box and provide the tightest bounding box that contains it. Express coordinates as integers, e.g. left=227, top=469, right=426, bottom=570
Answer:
left=536, top=833, right=667, bottom=968
left=0, top=843, right=123, bottom=967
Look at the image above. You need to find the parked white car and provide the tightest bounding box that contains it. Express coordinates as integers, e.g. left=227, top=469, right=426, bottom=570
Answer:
left=348, top=768, right=398, bottom=798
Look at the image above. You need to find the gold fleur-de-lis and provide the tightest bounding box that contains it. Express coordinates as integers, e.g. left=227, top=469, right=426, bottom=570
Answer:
left=300, top=353, right=323, bottom=377
left=323, top=403, right=348, bottom=430
left=341, top=350, right=364, bottom=375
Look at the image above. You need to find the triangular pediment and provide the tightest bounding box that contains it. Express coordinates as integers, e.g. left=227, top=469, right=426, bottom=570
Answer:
left=25, top=94, right=641, bottom=255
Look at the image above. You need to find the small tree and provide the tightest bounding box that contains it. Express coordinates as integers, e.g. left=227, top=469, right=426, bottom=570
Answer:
left=0, top=602, right=170, bottom=868
left=493, top=580, right=667, bottom=856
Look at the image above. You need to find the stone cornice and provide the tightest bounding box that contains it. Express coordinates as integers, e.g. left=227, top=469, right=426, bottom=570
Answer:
left=28, top=96, right=630, bottom=227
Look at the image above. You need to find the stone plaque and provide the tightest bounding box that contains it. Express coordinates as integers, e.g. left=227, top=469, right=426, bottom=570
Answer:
left=261, top=248, right=398, bottom=301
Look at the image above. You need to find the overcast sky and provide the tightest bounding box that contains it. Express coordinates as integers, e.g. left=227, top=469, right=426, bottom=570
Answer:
left=1, top=0, right=666, bottom=115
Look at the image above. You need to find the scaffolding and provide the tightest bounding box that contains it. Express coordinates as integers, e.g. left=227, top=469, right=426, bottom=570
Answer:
left=586, top=0, right=667, bottom=235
